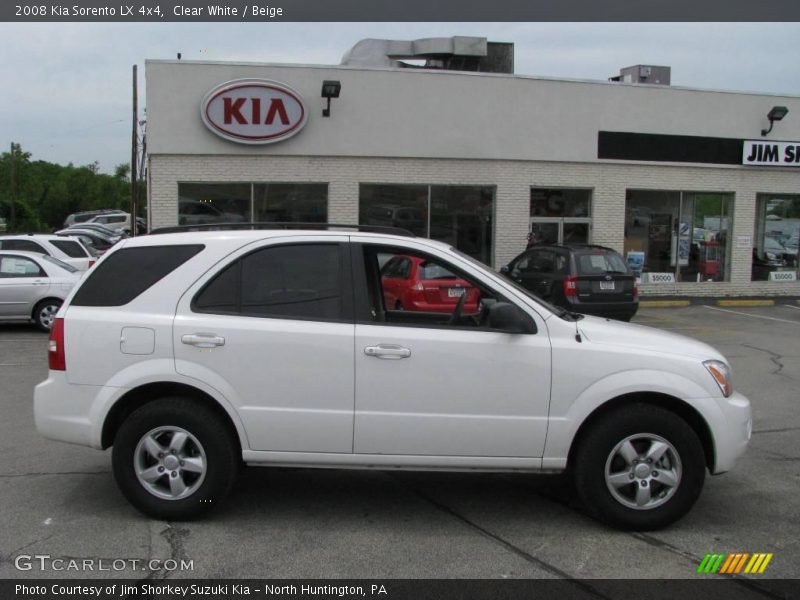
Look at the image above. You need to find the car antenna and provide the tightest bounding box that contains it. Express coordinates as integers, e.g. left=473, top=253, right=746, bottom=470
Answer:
left=574, top=318, right=582, bottom=343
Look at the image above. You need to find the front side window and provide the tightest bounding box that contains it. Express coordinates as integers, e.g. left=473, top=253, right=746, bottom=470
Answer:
left=0, top=256, right=44, bottom=277
left=194, top=244, right=346, bottom=322
left=0, top=239, right=48, bottom=254
left=362, top=245, right=505, bottom=329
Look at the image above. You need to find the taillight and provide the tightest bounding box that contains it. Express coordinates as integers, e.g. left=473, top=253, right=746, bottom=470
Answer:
left=633, top=282, right=639, bottom=297
left=48, top=318, right=66, bottom=371
left=88, top=260, right=96, bottom=268
left=563, top=275, right=578, bottom=297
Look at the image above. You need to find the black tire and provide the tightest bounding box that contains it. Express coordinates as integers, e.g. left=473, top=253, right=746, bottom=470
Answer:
left=112, top=397, right=240, bottom=520
left=572, top=403, right=705, bottom=531
left=32, top=298, right=62, bottom=332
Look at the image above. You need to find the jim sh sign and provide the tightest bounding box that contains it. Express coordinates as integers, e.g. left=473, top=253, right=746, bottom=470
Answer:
left=742, top=140, right=800, bottom=167
left=201, top=79, right=307, bottom=144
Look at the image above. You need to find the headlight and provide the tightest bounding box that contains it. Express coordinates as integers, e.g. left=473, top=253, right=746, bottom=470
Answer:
left=704, top=360, right=732, bottom=397
left=766, top=252, right=778, bottom=260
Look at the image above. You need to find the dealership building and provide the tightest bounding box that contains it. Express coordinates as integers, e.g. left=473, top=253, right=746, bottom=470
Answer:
left=145, top=36, right=800, bottom=297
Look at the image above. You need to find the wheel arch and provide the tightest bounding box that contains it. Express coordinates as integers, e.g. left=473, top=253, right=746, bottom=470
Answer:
left=101, top=381, right=244, bottom=451
left=566, top=392, right=716, bottom=472
left=31, top=296, right=63, bottom=318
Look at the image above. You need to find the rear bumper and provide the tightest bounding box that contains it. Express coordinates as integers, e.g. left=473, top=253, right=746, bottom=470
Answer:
left=567, top=298, right=638, bottom=320
left=34, top=372, right=104, bottom=449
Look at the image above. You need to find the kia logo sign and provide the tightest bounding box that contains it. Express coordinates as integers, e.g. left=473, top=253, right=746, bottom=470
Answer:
left=201, top=79, right=307, bottom=144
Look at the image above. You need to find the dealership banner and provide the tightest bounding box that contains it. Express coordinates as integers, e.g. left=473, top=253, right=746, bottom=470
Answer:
left=4, top=0, right=800, bottom=21
left=3, top=578, right=797, bottom=600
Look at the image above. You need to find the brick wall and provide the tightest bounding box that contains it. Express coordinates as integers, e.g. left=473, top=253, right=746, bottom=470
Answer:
left=149, top=154, right=800, bottom=297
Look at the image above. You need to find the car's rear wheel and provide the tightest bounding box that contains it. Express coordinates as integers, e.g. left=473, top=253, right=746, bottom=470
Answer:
left=572, top=403, right=705, bottom=530
left=32, top=299, right=62, bottom=332
left=112, top=397, right=239, bottom=519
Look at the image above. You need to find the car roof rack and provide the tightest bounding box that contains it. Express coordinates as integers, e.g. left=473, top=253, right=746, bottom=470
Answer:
left=148, top=222, right=416, bottom=237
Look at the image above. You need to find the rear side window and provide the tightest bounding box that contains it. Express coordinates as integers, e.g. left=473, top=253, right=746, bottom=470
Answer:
left=71, top=245, right=204, bottom=306
left=51, top=239, right=88, bottom=258
left=193, top=244, right=346, bottom=321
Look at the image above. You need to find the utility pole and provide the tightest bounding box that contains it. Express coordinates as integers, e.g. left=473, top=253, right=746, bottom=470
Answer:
left=9, top=142, right=16, bottom=232
left=130, top=64, right=138, bottom=237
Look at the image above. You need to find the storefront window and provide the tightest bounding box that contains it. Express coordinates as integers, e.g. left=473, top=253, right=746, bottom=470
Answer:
left=178, top=183, right=328, bottom=226
left=624, top=190, right=732, bottom=282
left=254, top=184, right=327, bottom=223
left=752, top=194, right=800, bottom=281
left=360, top=184, right=494, bottom=264
left=529, top=188, right=593, bottom=247
left=178, top=183, right=251, bottom=226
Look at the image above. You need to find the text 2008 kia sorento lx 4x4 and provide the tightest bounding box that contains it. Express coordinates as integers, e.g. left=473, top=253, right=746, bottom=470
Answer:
left=34, top=226, right=752, bottom=530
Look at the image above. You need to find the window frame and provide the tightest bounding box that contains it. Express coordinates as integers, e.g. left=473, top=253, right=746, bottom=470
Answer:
left=191, top=242, right=354, bottom=324
left=352, top=242, right=532, bottom=333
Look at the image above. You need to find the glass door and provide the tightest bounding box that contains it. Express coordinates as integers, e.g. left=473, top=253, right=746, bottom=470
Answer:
left=530, top=218, right=591, bottom=245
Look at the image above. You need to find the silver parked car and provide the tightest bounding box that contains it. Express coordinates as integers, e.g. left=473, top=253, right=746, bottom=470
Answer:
left=0, top=251, right=81, bottom=331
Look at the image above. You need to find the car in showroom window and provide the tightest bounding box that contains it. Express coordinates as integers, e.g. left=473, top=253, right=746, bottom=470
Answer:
left=34, top=227, right=750, bottom=531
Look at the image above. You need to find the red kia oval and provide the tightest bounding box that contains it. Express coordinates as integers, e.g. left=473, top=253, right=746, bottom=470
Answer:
left=201, top=79, right=307, bottom=144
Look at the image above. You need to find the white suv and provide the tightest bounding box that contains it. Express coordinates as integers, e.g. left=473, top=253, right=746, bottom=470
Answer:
left=34, top=227, right=751, bottom=529
left=0, top=234, right=95, bottom=271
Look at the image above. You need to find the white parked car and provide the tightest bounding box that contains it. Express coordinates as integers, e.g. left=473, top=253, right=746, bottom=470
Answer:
left=0, top=250, right=81, bottom=330
left=34, top=227, right=751, bottom=529
left=0, top=234, right=95, bottom=271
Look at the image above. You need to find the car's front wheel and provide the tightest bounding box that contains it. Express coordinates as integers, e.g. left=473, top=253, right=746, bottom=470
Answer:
left=572, top=403, right=706, bottom=530
left=112, top=398, right=239, bottom=519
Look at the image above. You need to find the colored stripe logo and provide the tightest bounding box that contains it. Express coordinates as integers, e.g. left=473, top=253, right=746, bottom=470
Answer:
left=697, top=552, right=773, bottom=574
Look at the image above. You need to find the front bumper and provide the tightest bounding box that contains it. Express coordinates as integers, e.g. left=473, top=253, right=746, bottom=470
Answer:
left=711, top=390, right=752, bottom=474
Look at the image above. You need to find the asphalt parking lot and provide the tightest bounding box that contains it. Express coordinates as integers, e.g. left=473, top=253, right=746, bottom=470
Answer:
left=0, top=305, right=798, bottom=589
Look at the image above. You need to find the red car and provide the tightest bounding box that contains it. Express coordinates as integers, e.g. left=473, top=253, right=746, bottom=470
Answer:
left=380, top=254, right=479, bottom=313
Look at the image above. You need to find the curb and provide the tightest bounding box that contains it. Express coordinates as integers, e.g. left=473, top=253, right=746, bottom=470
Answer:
left=716, top=299, right=775, bottom=307
left=639, top=300, right=691, bottom=308
left=638, top=297, right=798, bottom=309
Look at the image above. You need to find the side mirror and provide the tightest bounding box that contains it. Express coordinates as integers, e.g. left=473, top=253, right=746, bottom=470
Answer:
left=499, top=265, right=510, bottom=275
left=488, top=302, right=537, bottom=334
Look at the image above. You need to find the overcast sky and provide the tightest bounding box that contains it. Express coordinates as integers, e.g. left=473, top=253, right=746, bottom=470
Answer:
left=1, top=22, right=798, bottom=173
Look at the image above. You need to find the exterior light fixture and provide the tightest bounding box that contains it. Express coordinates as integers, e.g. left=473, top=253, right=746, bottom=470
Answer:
left=761, top=106, right=789, bottom=136
left=321, top=80, right=341, bottom=117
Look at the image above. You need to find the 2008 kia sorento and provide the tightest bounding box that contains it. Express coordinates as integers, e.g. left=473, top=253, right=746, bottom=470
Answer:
left=34, top=225, right=751, bottom=530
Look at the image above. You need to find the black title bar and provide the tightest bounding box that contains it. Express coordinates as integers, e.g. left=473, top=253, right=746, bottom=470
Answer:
left=4, top=0, right=800, bottom=22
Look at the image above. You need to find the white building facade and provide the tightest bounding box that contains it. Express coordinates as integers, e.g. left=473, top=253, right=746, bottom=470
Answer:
left=146, top=49, right=800, bottom=298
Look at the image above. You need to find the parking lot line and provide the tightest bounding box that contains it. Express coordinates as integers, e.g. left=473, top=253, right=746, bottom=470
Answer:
left=703, top=305, right=800, bottom=325
left=782, top=305, right=800, bottom=311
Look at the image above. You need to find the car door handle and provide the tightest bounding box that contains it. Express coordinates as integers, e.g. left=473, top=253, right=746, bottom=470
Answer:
left=32, top=280, right=48, bottom=286
left=364, top=344, right=411, bottom=359
left=181, top=333, right=226, bottom=348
